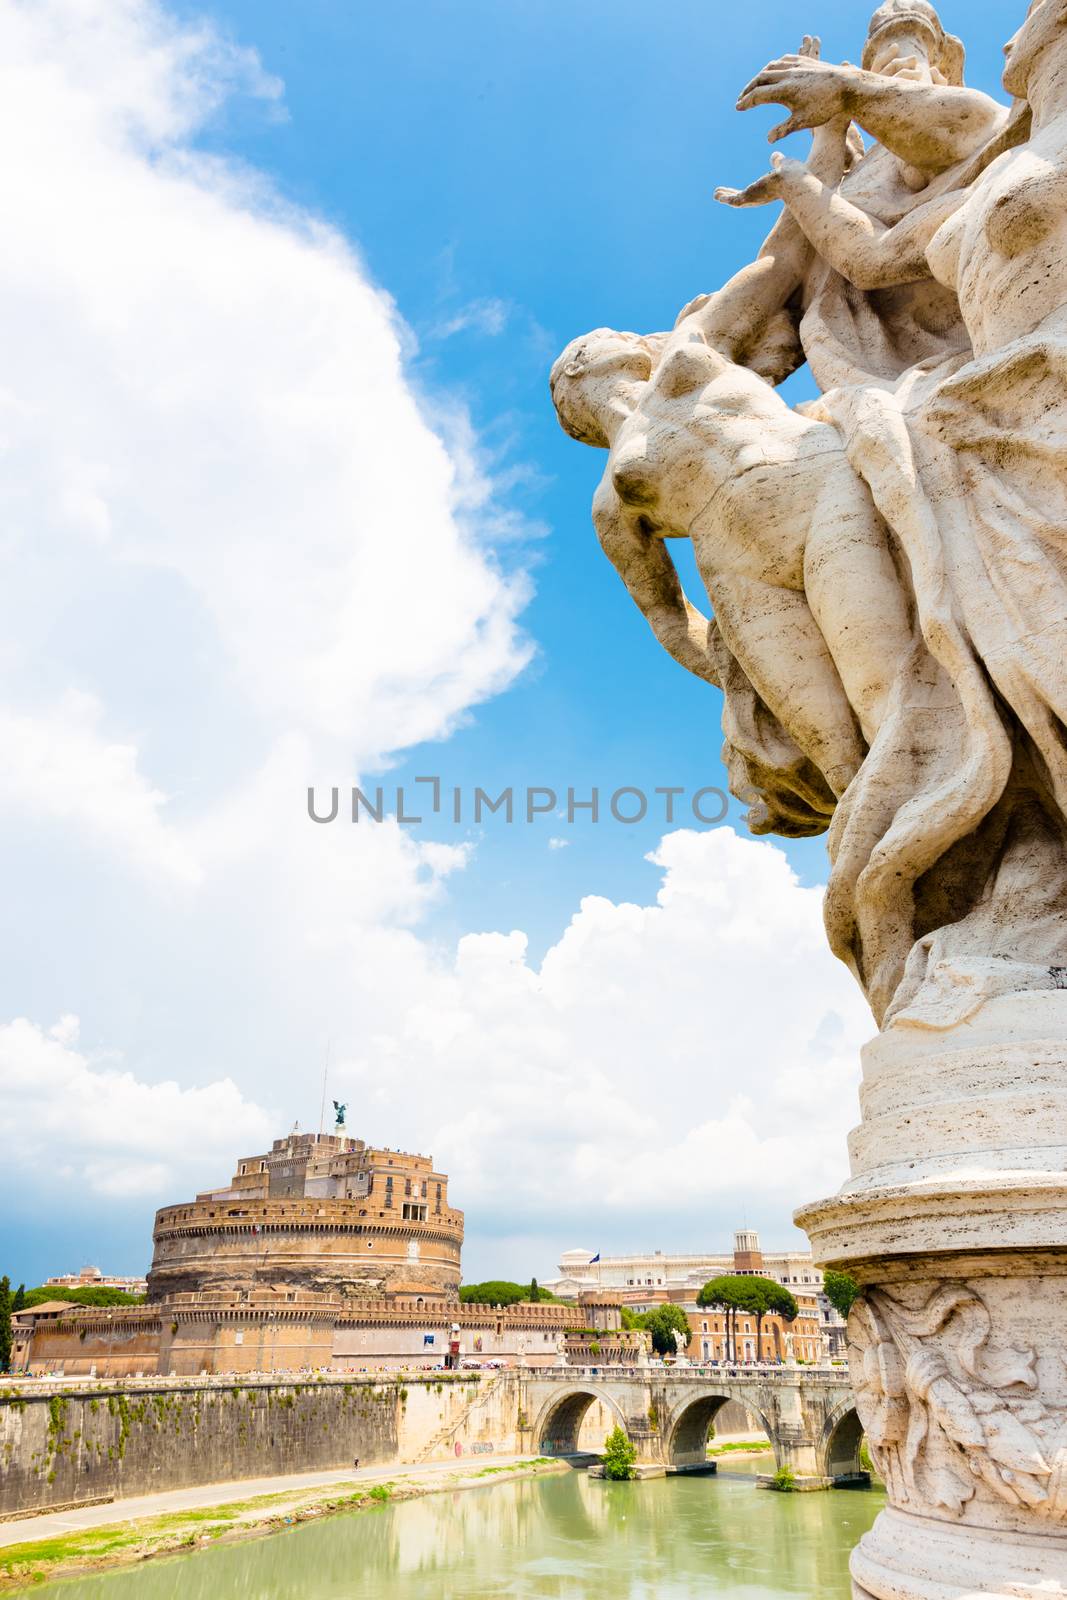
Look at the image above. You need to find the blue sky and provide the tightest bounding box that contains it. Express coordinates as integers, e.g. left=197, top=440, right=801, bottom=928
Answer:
left=0, top=0, right=1022, bottom=1288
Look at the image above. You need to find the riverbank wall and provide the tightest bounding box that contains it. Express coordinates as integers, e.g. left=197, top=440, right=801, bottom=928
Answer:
left=0, top=1372, right=519, bottom=1518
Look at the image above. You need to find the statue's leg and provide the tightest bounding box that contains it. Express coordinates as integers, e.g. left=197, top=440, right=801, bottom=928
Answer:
left=708, top=573, right=865, bottom=797
left=805, top=459, right=914, bottom=745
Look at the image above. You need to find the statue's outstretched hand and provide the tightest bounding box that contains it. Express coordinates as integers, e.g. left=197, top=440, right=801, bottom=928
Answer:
left=715, top=151, right=803, bottom=209
left=737, top=53, right=857, bottom=144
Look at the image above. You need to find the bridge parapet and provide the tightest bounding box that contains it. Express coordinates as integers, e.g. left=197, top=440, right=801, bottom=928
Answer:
left=521, top=1368, right=860, bottom=1488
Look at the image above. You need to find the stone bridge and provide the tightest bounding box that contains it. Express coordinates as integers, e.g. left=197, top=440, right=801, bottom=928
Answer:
left=519, top=1367, right=862, bottom=1487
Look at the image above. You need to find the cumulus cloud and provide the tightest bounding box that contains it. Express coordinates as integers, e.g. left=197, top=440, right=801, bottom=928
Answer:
left=0, top=692, right=200, bottom=887
left=0, top=1017, right=273, bottom=1198
left=332, top=829, right=873, bottom=1255
left=0, top=0, right=531, bottom=784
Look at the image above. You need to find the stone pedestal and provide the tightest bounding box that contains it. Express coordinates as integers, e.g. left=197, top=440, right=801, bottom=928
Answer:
left=798, top=992, right=1067, bottom=1600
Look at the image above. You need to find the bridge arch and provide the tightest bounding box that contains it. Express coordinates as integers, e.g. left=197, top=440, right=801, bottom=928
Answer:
left=665, top=1389, right=777, bottom=1471
left=819, top=1398, right=866, bottom=1483
left=533, top=1386, right=630, bottom=1457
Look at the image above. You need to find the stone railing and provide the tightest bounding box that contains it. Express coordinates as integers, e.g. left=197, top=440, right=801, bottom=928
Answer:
left=153, top=1198, right=465, bottom=1237
left=0, top=1370, right=474, bottom=1399
left=333, top=1298, right=574, bottom=1329
left=531, top=1363, right=845, bottom=1381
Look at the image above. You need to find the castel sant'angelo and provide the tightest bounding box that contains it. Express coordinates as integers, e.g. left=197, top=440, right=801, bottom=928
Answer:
left=149, top=1130, right=464, bottom=1304
left=16, top=1126, right=590, bottom=1376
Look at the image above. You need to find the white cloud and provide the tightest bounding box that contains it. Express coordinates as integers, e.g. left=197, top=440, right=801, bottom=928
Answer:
left=0, top=1016, right=273, bottom=1199
left=331, top=829, right=873, bottom=1256
left=0, top=692, right=200, bottom=887
left=0, top=0, right=531, bottom=783
left=431, top=298, right=510, bottom=340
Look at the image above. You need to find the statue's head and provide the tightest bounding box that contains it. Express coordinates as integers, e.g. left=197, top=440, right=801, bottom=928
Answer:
left=549, top=329, right=663, bottom=448
left=1003, top=0, right=1067, bottom=99
left=862, top=0, right=965, bottom=86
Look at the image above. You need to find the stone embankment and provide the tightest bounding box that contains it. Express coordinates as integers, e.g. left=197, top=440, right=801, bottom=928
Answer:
left=0, top=1372, right=517, bottom=1519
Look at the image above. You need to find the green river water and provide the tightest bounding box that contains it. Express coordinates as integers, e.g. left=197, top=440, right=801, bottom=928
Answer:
left=34, top=1458, right=885, bottom=1600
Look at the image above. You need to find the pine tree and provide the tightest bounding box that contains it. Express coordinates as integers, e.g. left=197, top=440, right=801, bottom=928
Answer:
left=0, top=1277, right=12, bottom=1373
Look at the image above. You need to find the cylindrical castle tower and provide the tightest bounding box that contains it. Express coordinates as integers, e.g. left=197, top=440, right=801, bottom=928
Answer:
left=147, top=1131, right=463, bottom=1304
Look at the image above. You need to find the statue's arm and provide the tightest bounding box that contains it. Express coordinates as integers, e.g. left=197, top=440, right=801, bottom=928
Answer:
left=837, top=76, right=1004, bottom=173
left=717, top=155, right=965, bottom=292
left=675, top=249, right=806, bottom=365
left=679, top=113, right=857, bottom=360
left=737, top=56, right=1005, bottom=175
left=592, top=481, right=720, bottom=688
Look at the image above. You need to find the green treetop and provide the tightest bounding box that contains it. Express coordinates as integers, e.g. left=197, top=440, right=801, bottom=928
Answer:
left=697, top=1274, right=798, bottom=1361
left=634, top=1303, right=691, bottom=1358
left=20, top=1286, right=145, bottom=1309
left=822, top=1270, right=859, bottom=1320
left=458, top=1280, right=566, bottom=1306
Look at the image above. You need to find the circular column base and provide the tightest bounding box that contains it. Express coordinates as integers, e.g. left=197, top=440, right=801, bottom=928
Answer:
left=852, top=1508, right=1067, bottom=1599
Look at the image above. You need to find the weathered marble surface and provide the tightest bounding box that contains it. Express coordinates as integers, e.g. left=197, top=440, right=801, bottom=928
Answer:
left=552, top=3, right=1067, bottom=1594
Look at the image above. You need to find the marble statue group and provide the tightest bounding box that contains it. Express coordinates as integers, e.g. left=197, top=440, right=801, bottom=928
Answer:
left=552, top=5, right=1067, bottom=1596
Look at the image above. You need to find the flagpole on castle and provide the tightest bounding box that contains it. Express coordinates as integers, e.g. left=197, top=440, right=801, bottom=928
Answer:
left=317, top=1038, right=332, bottom=1141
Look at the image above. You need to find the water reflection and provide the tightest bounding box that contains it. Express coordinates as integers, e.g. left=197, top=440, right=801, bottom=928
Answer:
left=35, top=1468, right=884, bottom=1599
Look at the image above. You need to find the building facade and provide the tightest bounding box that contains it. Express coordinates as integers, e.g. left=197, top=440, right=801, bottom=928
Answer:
left=14, top=1295, right=579, bottom=1377
left=548, top=1229, right=846, bottom=1360
left=43, top=1266, right=147, bottom=1296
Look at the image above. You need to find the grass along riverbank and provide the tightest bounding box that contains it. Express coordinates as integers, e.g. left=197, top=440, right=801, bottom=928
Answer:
left=0, top=1457, right=569, bottom=1592
left=707, top=1440, right=774, bottom=1459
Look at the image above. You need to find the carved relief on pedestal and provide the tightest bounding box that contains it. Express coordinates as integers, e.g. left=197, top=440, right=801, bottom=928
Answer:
left=850, top=1284, right=1067, bottom=1522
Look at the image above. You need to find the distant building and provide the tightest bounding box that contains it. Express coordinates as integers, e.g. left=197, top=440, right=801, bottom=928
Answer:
left=44, top=1266, right=147, bottom=1296
left=147, top=1128, right=463, bottom=1304
left=16, top=1127, right=579, bottom=1377
left=547, top=1229, right=847, bottom=1361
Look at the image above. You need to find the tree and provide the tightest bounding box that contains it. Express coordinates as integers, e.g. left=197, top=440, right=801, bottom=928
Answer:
left=697, top=1276, right=753, bottom=1362
left=697, top=1275, right=798, bottom=1362
left=638, top=1304, right=691, bottom=1358
left=823, top=1270, right=859, bottom=1320
left=0, top=1277, right=11, bottom=1373
left=21, top=1286, right=144, bottom=1309
left=459, top=1281, right=529, bottom=1306
left=458, top=1279, right=565, bottom=1306
left=11, top=1284, right=25, bottom=1313
left=738, top=1279, right=799, bottom=1362
left=601, top=1425, right=637, bottom=1480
